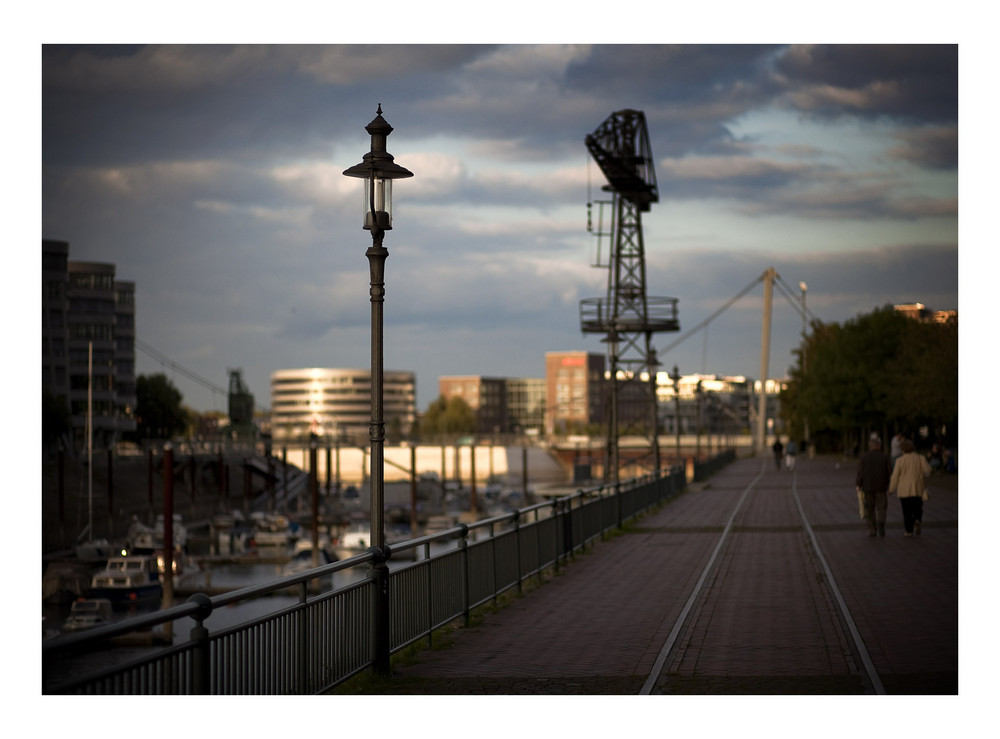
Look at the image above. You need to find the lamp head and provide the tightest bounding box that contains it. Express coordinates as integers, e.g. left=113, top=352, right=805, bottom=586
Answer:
left=343, top=105, right=413, bottom=231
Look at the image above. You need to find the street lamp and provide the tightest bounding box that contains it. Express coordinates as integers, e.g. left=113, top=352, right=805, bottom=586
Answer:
left=343, top=105, right=413, bottom=556
left=671, top=365, right=681, bottom=464
left=799, top=281, right=811, bottom=458
left=343, top=106, right=412, bottom=675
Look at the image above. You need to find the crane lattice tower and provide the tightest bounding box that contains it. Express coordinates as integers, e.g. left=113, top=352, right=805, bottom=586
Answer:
left=579, top=109, right=679, bottom=481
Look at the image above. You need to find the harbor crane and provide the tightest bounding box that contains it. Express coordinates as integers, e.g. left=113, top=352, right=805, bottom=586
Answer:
left=580, top=109, right=679, bottom=481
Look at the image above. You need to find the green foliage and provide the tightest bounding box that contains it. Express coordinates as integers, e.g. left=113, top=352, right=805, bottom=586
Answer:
left=783, top=305, right=957, bottom=451
left=420, top=395, right=476, bottom=439
left=135, top=373, right=190, bottom=441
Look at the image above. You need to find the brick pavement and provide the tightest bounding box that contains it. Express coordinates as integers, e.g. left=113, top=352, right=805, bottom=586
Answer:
left=350, top=455, right=958, bottom=695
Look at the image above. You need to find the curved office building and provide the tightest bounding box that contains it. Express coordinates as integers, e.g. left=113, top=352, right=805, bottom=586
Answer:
left=270, top=368, right=416, bottom=443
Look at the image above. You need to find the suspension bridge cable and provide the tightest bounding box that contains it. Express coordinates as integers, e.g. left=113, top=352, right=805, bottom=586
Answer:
left=772, top=277, right=805, bottom=318
left=773, top=273, right=820, bottom=323
left=658, top=272, right=766, bottom=355
left=135, top=339, right=227, bottom=396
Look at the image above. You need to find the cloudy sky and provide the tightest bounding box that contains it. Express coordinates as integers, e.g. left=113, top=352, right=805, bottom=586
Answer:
left=41, top=41, right=960, bottom=414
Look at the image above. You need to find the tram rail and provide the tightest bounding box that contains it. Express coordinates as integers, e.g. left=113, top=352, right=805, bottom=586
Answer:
left=641, top=460, right=892, bottom=694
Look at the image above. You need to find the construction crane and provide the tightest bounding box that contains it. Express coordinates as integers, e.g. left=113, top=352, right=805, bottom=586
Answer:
left=580, top=109, right=679, bottom=482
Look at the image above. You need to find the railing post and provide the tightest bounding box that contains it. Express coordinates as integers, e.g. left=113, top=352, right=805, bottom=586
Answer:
left=489, top=521, right=498, bottom=608
left=370, top=546, right=391, bottom=677
left=513, top=510, right=523, bottom=595
left=458, top=524, right=471, bottom=627
left=563, top=495, right=577, bottom=559
left=425, top=539, right=434, bottom=648
left=551, top=500, right=561, bottom=574
left=187, top=593, right=213, bottom=695
left=615, top=481, right=623, bottom=530
left=298, top=581, right=309, bottom=691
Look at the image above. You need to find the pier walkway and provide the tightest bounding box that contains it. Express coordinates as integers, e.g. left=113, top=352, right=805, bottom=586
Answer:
left=360, top=454, right=959, bottom=696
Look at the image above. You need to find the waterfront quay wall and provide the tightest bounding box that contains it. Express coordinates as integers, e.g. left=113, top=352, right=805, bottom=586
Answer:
left=41, top=443, right=567, bottom=556
left=41, top=437, right=753, bottom=556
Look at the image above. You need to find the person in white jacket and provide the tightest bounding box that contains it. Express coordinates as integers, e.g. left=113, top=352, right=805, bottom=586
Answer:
left=889, top=439, right=932, bottom=536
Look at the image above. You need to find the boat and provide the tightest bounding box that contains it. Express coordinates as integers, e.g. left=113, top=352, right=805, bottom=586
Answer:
left=335, top=524, right=372, bottom=560
left=334, top=524, right=416, bottom=561
left=281, top=540, right=336, bottom=577
left=423, top=514, right=458, bottom=535
left=153, top=548, right=200, bottom=588
left=87, top=555, right=163, bottom=604
left=42, top=561, right=93, bottom=603
left=127, top=514, right=187, bottom=552
left=250, top=512, right=298, bottom=548
left=62, top=598, right=113, bottom=632
left=211, top=511, right=253, bottom=555
left=74, top=539, right=114, bottom=562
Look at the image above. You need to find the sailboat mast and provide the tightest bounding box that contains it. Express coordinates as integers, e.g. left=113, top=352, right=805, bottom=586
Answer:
left=88, top=340, right=93, bottom=543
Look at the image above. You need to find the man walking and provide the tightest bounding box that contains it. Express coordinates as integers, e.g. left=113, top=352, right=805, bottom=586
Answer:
left=772, top=438, right=783, bottom=470
left=857, top=435, right=892, bottom=538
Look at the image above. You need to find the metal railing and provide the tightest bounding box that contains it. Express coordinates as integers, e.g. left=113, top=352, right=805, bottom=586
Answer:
left=43, top=461, right=701, bottom=694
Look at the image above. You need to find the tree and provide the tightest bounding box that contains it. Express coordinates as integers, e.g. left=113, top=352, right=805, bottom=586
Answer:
left=135, top=373, right=190, bottom=441
left=782, top=305, right=958, bottom=452
left=420, top=395, right=476, bottom=440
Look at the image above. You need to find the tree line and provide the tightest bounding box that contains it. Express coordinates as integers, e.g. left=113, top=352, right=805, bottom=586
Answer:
left=780, top=305, right=958, bottom=454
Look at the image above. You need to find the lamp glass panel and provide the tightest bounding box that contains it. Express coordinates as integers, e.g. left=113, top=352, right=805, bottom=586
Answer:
left=363, top=176, right=393, bottom=229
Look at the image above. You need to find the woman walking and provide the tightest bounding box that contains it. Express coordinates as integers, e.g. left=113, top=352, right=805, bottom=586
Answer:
left=889, top=439, right=932, bottom=536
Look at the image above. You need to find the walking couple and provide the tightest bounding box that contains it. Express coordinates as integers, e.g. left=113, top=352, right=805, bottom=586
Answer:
left=856, top=435, right=930, bottom=537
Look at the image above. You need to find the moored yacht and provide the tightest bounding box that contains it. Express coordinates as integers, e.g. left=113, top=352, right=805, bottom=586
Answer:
left=87, top=555, right=163, bottom=604
left=62, top=598, right=113, bottom=632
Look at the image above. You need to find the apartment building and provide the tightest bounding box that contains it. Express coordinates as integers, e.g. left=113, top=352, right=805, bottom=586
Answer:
left=438, top=376, right=507, bottom=434
left=505, top=377, right=546, bottom=435
left=438, top=375, right=547, bottom=436
left=42, top=239, right=137, bottom=452
left=545, top=351, right=605, bottom=436
left=656, top=372, right=758, bottom=436
left=894, top=302, right=957, bottom=324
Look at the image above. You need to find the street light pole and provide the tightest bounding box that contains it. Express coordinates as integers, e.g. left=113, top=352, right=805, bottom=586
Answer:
left=800, top=281, right=812, bottom=458
left=672, top=365, right=681, bottom=465
left=343, top=105, right=413, bottom=676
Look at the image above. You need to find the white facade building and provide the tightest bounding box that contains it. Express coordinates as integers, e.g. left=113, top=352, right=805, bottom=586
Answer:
left=270, top=368, right=416, bottom=444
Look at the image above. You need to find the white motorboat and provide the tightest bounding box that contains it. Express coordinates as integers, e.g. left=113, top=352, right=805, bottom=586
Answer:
left=250, top=513, right=297, bottom=548
left=128, top=514, right=187, bottom=552
left=62, top=598, right=113, bottom=632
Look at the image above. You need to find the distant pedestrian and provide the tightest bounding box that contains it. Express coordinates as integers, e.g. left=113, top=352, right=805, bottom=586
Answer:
left=772, top=438, right=784, bottom=470
left=856, top=436, right=891, bottom=538
left=785, top=440, right=797, bottom=470
left=890, top=432, right=905, bottom=469
left=889, top=439, right=932, bottom=537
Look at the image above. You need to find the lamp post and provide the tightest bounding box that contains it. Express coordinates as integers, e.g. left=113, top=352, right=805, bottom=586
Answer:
left=671, top=365, right=681, bottom=465
left=343, top=105, right=413, bottom=675
left=695, top=379, right=703, bottom=460
left=799, top=281, right=811, bottom=458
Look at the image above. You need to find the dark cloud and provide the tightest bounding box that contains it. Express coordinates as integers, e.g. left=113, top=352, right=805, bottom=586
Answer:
left=889, top=124, right=958, bottom=169
left=565, top=45, right=777, bottom=101
left=774, top=44, right=958, bottom=124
